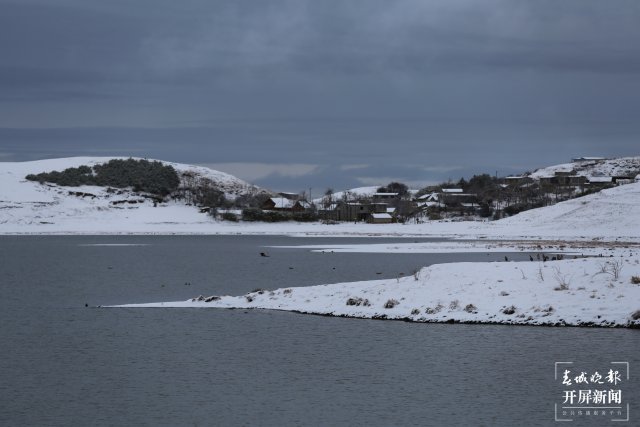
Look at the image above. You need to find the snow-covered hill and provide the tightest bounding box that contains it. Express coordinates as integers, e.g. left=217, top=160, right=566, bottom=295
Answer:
left=0, top=157, right=265, bottom=233
left=528, top=156, right=640, bottom=179
left=487, top=181, right=640, bottom=239
left=1, top=156, right=639, bottom=239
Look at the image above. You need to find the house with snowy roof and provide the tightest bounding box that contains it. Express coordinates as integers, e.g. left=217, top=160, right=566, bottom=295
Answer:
left=368, top=213, right=393, bottom=224
left=262, top=197, right=310, bottom=212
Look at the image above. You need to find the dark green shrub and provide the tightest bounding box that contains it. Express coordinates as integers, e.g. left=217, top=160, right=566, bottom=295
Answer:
left=241, top=208, right=291, bottom=222
left=26, top=158, right=179, bottom=197
left=221, top=212, right=239, bottom=222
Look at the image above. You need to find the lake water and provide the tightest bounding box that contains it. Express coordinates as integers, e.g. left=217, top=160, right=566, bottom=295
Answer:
left=0, top=235, right=638, bottom=426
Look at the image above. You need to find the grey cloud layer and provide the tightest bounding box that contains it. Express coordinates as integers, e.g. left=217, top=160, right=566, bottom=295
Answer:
left=0, top=0, right=638, bottom=190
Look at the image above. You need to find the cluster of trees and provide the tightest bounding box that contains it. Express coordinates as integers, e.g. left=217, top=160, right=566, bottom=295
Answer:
left=174, top=172, right=229, bottom=209
left=377, top=181, right=409, bottom=197
left=174, top=171, right=277, bottom=215
left=26, top=159, right=180, bottom=197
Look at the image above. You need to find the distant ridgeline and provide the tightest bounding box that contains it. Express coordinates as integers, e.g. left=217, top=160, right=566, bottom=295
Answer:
left=25, top=158, right=180, bottom=197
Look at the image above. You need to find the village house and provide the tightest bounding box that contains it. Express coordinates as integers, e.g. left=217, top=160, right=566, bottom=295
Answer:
left=538, top=172, right=587, bottom=187
left=262, top=197, right=311, bottom=212
left=333, top=201, right=390, bottom=222
left=368, top=213, right=393, bottom=224
left=415, top=188, right=478, bottom=214
left=585, top=175, right=613, bottom=188
left=438, top=188, right=478, bottom=207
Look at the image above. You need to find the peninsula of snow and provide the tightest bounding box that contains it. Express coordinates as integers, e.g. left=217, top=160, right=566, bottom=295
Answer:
left=117, top=254, right=640, bottom=328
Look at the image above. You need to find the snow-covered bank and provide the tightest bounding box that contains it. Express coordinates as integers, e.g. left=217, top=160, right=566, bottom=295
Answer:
left=1, top=157, right=640, bottom=241
left=115, top=256, right=640, bottom=328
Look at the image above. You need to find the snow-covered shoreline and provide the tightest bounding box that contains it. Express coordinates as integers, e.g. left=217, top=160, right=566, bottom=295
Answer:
left=114, top=255, right=640, bottom=328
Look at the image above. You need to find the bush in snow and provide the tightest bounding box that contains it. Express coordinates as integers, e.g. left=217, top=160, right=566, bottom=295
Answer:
left=383, top=299, right=399, bottom=309
left=411, top=308, right=420, bottom=315
left=449, top=300, right=460, bottom=310
left=221, top=212, right=239, bottom=222
left=425, top=304, right=444, bottom=314
left=631, top=276, right=640, bottom=284
left=631, top=310, right=640, bottom=320
left=346, top=297, right=370, bottom=307
left=502, top=305, right=516, bottom=315
left=552, top=267, right=571, bottom=290
left=464, top=304, right=477, bottom=313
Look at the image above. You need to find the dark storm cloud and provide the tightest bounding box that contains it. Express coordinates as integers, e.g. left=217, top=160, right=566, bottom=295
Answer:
left=3, top=1, right=640, bottom=90
left=0, top=0, right=639, bottom=190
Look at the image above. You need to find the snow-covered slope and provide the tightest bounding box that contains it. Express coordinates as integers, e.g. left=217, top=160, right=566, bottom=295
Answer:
left=528, top=156, right=640, bottom=179
left=486, top=181, right=640, bottom=239
left=0, top=157, right=264, bottom=233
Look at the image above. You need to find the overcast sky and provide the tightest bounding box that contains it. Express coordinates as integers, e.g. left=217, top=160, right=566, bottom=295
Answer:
left=1, top=0, right=639, bottom=192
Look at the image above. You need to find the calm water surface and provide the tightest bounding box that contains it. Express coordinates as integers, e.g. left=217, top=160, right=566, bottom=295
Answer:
left=0, top=235, right=638, bottom=426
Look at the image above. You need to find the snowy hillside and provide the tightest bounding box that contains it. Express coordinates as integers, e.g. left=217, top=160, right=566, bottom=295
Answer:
left=0, top=157, right=265, bottom=233
left=528, top=156, right=640, bottom=179
left=487, top=181, right=640, bottom=239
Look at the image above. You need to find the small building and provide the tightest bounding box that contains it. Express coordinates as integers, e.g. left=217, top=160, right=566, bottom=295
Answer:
left=611, top=175, right=636, bottom=185
left=262, top=198, right=310, bottom=212
left=586, top=176, right=613, bottom=187
left=416, top=189, right=476, bottom=211
left=439, top=191, right=478, bottom=206
left=368, top=213, right=393, bottom=224
left=416, top=192, right=439, bottom=202
left=335, top=201, right=388, bottom=222
left=539, top=172, right=586, bottom=187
